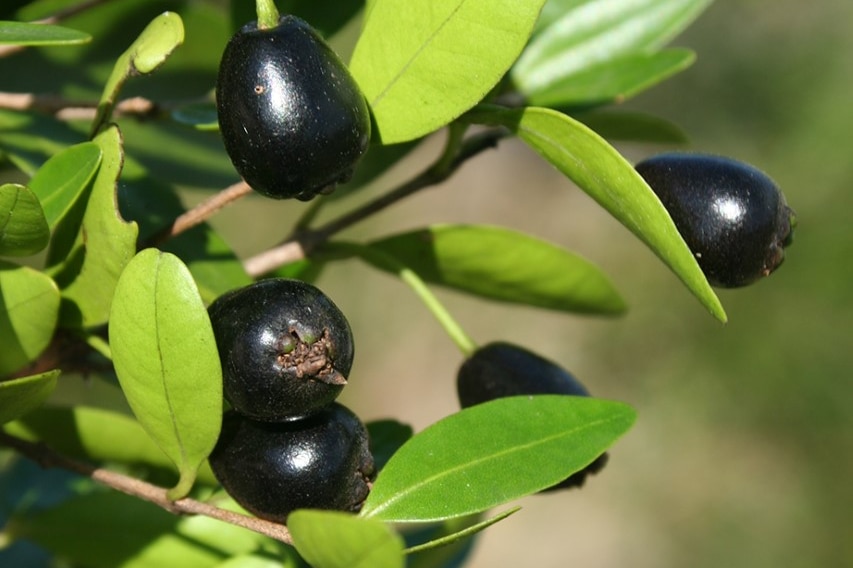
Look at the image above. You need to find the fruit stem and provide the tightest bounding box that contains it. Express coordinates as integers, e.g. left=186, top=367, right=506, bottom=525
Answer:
left=319, top=241, right=478, bottom=357
left=255, top=0, right=280, bottom=30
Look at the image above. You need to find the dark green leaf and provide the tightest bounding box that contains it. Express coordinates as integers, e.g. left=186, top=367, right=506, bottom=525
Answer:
left=513, top=0, right=711, bottom=96
left=464, top=105, right=726, bottom=321
left=109, top=249, right=222, bottom=499
left=28, top=141, right=102, bottom=230
left=526, top=48, right=696, bottom=107
left=405, top=508, right=519, bottom=560
left=0, top=183, right=49, bottom=256
left=4, top=491, right=267, bottom=568
left=289, top=509, right=405, bottom=568
left=170, top=102, right=219, bottom=131
left=0, top=369, right=59, bottom=425
left=50, top=125, right=139, bottom=329
left=5, top=405, right=217, bottom=486
left=0, top=261, right=60, bottom=376
left=0, top=20, right=90, bottom=46
left=574, top=109, right=688, bottom=144
left=367, top=419, right=414, bottom=472
left=360, top=395, right=636, bottom=522
left=349, top=0, right=548, bottom=143
left=368, top=224, right=626, bottom=315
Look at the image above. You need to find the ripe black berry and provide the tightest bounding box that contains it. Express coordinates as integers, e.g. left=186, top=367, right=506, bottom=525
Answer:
left=216, top=15, right=371, bottom=201
left=209, top=404, right=375, bottom=523
left=207, top=278, right=354, bottom=422
left=635, top=152, right=796, bottom=288
left=457, top=342, right=608, bottom=490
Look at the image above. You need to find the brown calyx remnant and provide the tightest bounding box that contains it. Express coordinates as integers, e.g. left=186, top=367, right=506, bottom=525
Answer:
left=278, top=328, right=346, bottom=384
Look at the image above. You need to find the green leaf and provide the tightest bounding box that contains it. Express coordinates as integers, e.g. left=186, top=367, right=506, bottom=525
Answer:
left=0, top=20, right=90, bottom=46
left=349, top=0, right=548, bottom=143
left=4, top=491, right=267, bottom=568
left=92, top=11, right=185, bottom=134
left=0, top=183, right=49, bottom=256
left=28, top=141, right=102, bottom=231
left=5, top=405, right=218, bottom=486
left=368, top=224, right=626, bottom=315
left=0, top=261, right=60, bottom=376
left=109, top=249, right=222, bottom=499
left=367, top=419, right=414, bottom=472
left=170, top=102, right=219, bottom=131
left=360, top=395, right=636, bottom=522
left=0, top=369, right=59, bottom=424
left=289, top=509, right=406, bottom=568
left=512, top=0, right=712, bottom=95
left=465, top=105, right=726, bottom=321
left=526, top=48, right=696, bottom=107
left=574, top=109, right=688, bottom=144
left=49, top=125, right=139, bottom=329
left=405, top=508, right=519, bottom=558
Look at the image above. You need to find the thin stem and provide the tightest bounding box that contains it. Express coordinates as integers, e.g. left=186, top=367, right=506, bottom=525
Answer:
left=0, top=430, right=293, bottom=545
left=255, top=0, right=280, bottom=29
left=321, top=241, right=477, bottom=356
left=242, top=129, right=506, bottom=277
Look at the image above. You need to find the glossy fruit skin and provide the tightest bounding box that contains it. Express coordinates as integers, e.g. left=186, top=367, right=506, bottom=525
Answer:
left=636, top=152, right=795, bottom=288
left=208, top=278, right=354, bottom=422
left=457, top=342, right=608, bottom=491
left=209, top=404, right=375, bottom=523
left=216, top=15, right=371, bottom=201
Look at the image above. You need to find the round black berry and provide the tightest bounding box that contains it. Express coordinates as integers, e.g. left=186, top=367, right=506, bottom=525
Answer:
left=209, top=404, right=375, bottom=523
left=635, top=152, right=796, bottom=288
left=457, top=342, right=608, bottom=491
left=216, top=15, right=371, bottom=201
left=208, top=278, right=354, bottom=422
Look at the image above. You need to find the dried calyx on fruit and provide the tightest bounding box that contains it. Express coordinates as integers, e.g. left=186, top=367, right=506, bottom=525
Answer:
left=457, top=341, right=608, bottom=491
left=207, top=278, right=354, bottom=422
left=216, top=14, right=371, bottom=200
left=636, top=152, right=796, bottom=288
left=209, top=403, right=375, bottom=523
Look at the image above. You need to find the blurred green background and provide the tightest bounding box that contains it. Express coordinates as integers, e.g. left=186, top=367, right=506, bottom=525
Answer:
left=2, top=0, right=851, bottom=567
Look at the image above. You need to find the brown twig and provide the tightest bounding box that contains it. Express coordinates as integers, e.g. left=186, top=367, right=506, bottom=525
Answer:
left=0, top=430, right=293, bottom=545
left=0, top=92, right=163, bottom=121
left=242, top=129, right=507, bottom=277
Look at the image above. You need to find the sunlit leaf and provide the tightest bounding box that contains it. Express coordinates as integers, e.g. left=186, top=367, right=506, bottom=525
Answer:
left=109, top=249, right=222, bottom=499
left=0, top=369, right=59, bottom=424
left=0, top=183, right=49, bottom=256
left=289, top=509, right=405, bottom=568
left=0, top=21, right=90, bottom=46
left=464, top=105, right=726, bottom=321
left=361, top=395, right=635, bottom=522
left=0, top=261, right=60, bottom=376
left=367, top=224, right=626, bottom=315
left=349, top=0, right=547, bottom=143
left=28, top=141, right=102, bottom=231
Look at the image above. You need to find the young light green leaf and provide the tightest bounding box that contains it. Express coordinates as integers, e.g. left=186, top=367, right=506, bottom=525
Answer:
left=28, top=141, right=102, bottom=230
left=349, top=0, right=548, bottom=143
left=368, top=224, right=626, bottom=315
left=109, top=248, right=222, bottom=499
left=526, top=48, right=696, bottom=107
left=0, top=183, right=49, bottom=256
left=92, top=12, right=184, bottom=135
left=0, top=370, right=59, bottom=425
left=513, top=0, right=711, bottom=95
left=361, top=395, right=636, bottom=522
left=5, top=405, right=217, bottom=486
left=289, top=509, right=405, bottom=568
left=464, top=105, right=726, bottom=321
left=0, top=20, right=91, bottom=46
left=0, top=262, right=60, bottom=376
left=49, top=126, right=138, bottom=329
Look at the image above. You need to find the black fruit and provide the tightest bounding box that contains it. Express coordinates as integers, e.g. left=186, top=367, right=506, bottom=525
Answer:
left=635, top=152, right=796, bottom=288
left=208, top=278, right=354, bottom=422
left=209, top=404, right=375, bottom=523
left=216, top=15, right=371, bottom=201
left=457, top=342, right=608, bottom=491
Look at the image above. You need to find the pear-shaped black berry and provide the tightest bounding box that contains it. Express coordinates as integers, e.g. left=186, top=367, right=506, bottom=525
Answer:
left=457, top=342, right=608, bottom=490
left=216, top=15, right=370, bottom=201
left=209, top=404, right=375, bottom=523
left=208, top=278, right=354, bottom=422
left=635, top=152, right=795, bottom=288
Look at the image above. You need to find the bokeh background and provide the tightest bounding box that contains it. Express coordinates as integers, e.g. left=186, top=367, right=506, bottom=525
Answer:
left=2, top=0, right=852, bottom=566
